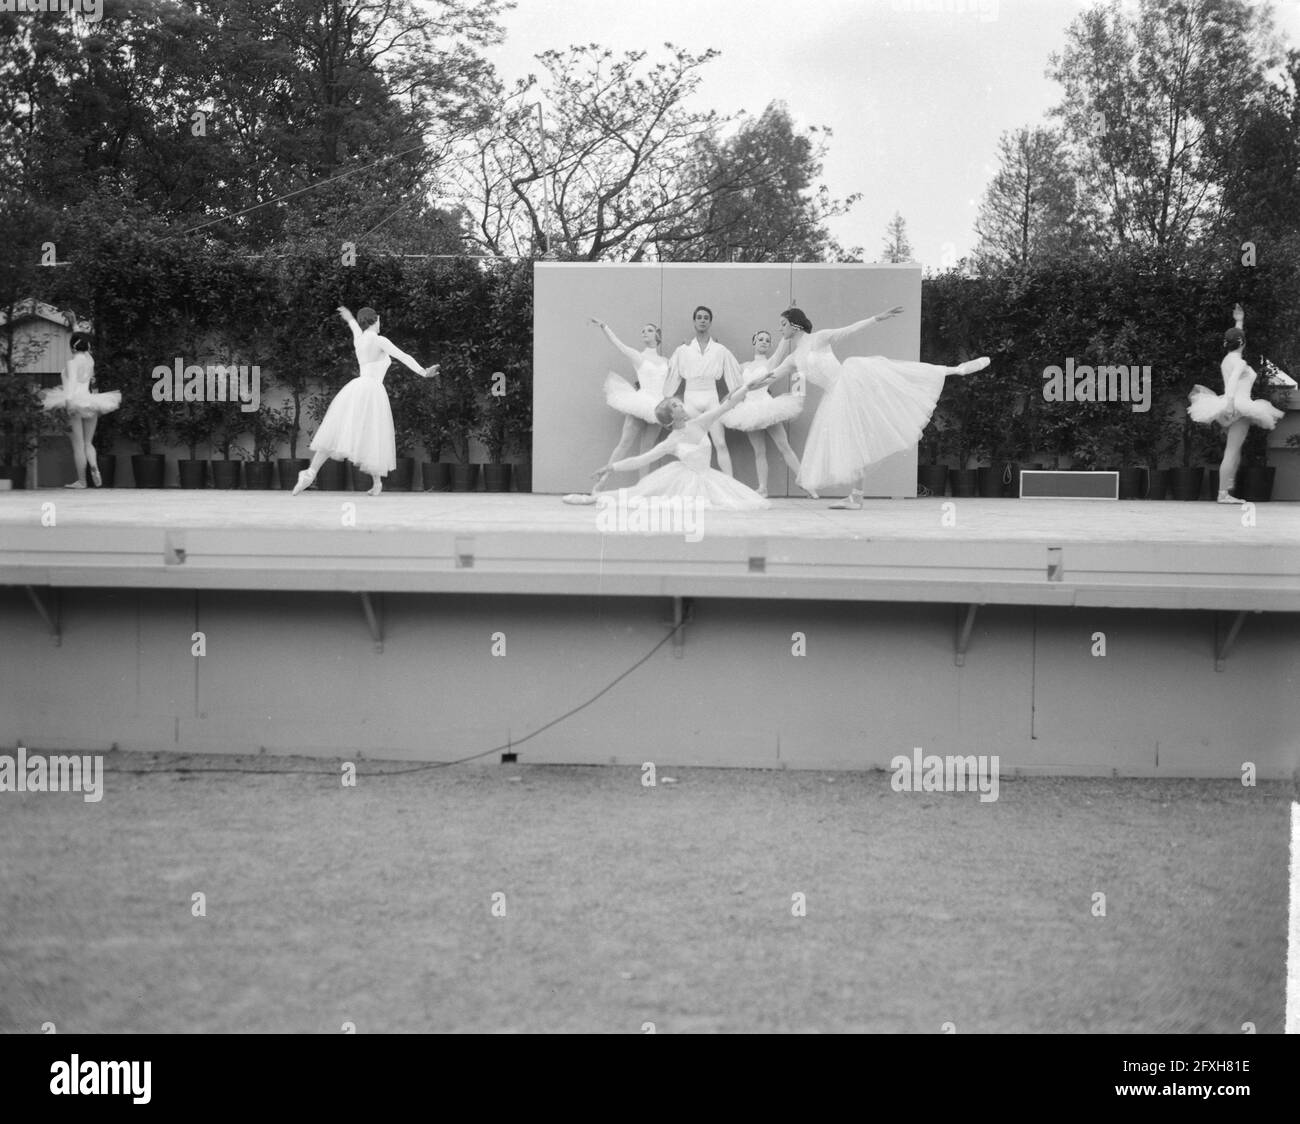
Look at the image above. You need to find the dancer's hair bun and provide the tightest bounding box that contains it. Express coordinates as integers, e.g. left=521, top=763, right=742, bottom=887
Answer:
left=781, top=308, right=813, bottom=333
left=654, top=398, right=677, bottom=426
left=70, top=333, right=90, bottom=352
left=1224, top=326, right=1244, bottom=349
left=357, top=307, right=379, bottom=329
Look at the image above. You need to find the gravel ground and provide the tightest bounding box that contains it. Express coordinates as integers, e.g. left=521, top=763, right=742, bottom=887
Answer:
left=0, top=753, right=1290, bottom=1033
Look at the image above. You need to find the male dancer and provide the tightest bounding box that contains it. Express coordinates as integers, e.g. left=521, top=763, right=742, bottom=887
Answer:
left=665, top=305, right=742, bottom=476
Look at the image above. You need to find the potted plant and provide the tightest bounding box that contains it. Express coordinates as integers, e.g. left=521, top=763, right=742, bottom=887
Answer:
left=208, top=406, right=247, bottom=489
left=116, top=389, right=167, bottom=488
left=0, top=372, right=43, bottom=489
left=917, top=416, right=949, bottom=497
left=246, top=402, right=292, bottom=489
left=171, top=400, right=218, bottom=488
left=475, top=367, right=530, bottom=493
left=440, top=343, right=481, bottom=492
left=413, top=377, right=452, bottom=491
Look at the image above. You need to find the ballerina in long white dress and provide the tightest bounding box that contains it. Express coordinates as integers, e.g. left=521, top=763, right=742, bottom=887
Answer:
left=41, top=315, right=121, bottom=488
left=591, top=381, right=769, bottom=510
left=292, top=306, right=437, bottom=496
left=591, top=317, right=670, bottom=479
left=752, top=306, right=989, bottom=509
left=1187, top=305, right=1285, bottom=504
left=721, top=329, right=809, bottom=497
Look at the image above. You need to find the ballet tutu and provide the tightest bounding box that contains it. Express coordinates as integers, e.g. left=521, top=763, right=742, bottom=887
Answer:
left=309, top=375, right=396, bottom=477
left=42, top=385, right=121, bottom=419
left=797, top=356, right=947, bottom=492
left=1187, top=387, right=1284, bottom=430
left=723, top=388, right=803, bottom=431
left=621, top=461, right=770, bottom=511
left=603, top=372, right=663, bottom=424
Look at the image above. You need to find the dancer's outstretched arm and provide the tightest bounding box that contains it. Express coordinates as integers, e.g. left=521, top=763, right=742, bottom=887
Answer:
left=694, top=383, right=751, bottom=430
left=337, top=306, right=364, bottom=345
left=822, top=306, right=904, bottom=347
left=377, top=335, right=433, bottom=376
left=593, top=432, right=682, bottom=486
left=588, top=318, right=643, bottom=370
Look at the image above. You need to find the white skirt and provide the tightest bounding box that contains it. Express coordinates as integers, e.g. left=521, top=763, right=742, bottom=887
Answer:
left=603, top=372, right=663, bottom=424
left=1187, top=387, right=1284, bottom=430
left=42, top=385, right=121, bottom=419
left=723, top=388, right=803, bottom=431
left=621, top=460, right=770, bottom=511
left=309, top=376, right=396, bottom=477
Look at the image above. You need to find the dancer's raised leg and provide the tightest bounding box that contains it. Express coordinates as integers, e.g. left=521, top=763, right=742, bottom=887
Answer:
left=709, top=421, right=733, bottom=475
left=292, top=450, right=332, bottom=495
left=768, top=423, right=814, bottom=496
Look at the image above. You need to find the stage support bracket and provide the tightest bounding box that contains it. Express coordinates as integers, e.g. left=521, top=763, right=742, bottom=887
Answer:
left=25, top=586, right=61, bottom=646
left=359, top=592, right=383, bottom=653
left=955, top=603, right=978, bottom=666
left=1214, top=610, right=1251, bottom=672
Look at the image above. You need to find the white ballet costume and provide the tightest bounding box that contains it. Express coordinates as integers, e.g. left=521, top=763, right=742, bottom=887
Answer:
left=309, top=331, right=419, bottom=478
left=618, top=432, right=770, bottom=511
left=722, top=359, right=803, bottom=431
left=603, top=355, right=670, bottom=423
left=42, top=352, right=120, bottom=418
left=1187, top=355, right=1284, bottom=430
left=793, top=334, right=951, bottom=494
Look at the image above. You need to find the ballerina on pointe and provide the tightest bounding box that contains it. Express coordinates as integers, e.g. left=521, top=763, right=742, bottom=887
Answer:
left=591, top=316, right=671, bottom=478
left=293, top=306, right=437, bottom=496
left=752, top=306, right=989, bottom=508
left=1186, top=304, right=1285, bottom=504
left=591, top=381, right=770, bottom=511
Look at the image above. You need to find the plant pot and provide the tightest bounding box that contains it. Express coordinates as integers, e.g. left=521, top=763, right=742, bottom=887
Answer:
left=916, top=465, right=948, bottom=497
left=514, top=463, right=532, bottom=493
left=0, top=465, right=27, bottom=489
left=1117, top=467, right=1145, bottom=500
left=483, top=463, right=512, bottom=493
left=131, top=454, right=165, bottom=489
left=950, top=469, right=978, bottom=498
left=211, top=460, right=241, bottom=489
left=1168, top=467, right=1204, bottom=501
left=316, top=459, right=348, bottom=491
left=385, top=457, right=413, bottom=492
left=96, top=454, right=116, bottom=488
left=244, top=461, right=274, bottom=489
left=178, top=459, right=208, bottom=489
left=451, top=463, right=480, bottom=492
left=423, top=462, right=453, bottom=492
left=1241, top=465, right=1275, bottom=502
left=977, top=463, right=1013, bottom=498
left=278, top=458, right=310, bottom=490
left=1207, top=469, right=1218, bottom=498
left=1146, top=469, right=1168, bottom=500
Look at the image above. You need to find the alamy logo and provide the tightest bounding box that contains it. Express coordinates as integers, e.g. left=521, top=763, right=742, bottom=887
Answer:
left=595, top=491, right=706, bottom=543
left=0, top=0, right=103, bottom=20
left=152, top=358, right=261, bottom=413
left=890, top=747, right=999, bottom=803
left=50, top=1055, right=150, bottom=1104
left=0, top=747, right=103, bottom=802
left=1042, top=358, right=1151, bottom=413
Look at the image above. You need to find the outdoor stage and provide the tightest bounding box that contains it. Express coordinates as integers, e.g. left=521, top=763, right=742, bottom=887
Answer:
left=1, top=492, right=1298, bottom=778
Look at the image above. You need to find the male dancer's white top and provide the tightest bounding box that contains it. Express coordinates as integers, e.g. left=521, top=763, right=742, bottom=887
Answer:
left=667, top=337, right=743, bottom=415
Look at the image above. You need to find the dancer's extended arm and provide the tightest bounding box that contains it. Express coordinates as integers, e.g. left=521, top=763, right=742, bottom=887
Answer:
left=593, top=432, right=682, bottom=486
left=589, top=318, right=643, bottom=371
left=337, top=306, right=364, bottom=346
left=377, top=335, right=435, bottom=376
left=693, top=382, right=752, bottom=430
left=821, top=306, right=904, bottom=348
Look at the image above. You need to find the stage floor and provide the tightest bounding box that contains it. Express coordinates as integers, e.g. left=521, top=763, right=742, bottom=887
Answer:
left=2, top=491, right=1298, bottom=610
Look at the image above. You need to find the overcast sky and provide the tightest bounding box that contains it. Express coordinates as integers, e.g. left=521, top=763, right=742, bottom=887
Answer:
left=480, top=0, right=1300, bottom=268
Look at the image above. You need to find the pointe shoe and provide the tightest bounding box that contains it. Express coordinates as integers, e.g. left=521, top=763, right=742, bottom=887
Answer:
left=368, top=479, right=383, bottom=496
left=1216, top=490, right=1246, bottom=504
left=954, top=357, right=991, bottom=376
left=64, top=481, right=87, bottom=489
left=828, top=490, right=864, bottom=510
left=89, top=465, right=102, bottom=487
left=291, top=469, right=316, bottom=495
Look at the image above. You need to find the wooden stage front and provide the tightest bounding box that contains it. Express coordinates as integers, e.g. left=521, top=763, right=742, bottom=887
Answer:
left=1, top=491, right=1298, bottom=611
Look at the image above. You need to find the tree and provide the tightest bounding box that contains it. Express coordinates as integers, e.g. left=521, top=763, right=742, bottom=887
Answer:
left=880, top=212, right=913, bottom=263
left=1047, top=0, right=1281, bottom=253
left=973, top=126, right=1100, bottom=271
left=660, top=102, right=859, bottom=262
left=452, top=45, right=855, bottom=261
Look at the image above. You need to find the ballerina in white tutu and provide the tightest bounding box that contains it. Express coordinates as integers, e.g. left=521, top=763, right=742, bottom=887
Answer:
left=591, top=381, right=769, bottom=511
left=1186, top=306, right=1285, bottom=504
left=292, top=306, right=437, bottom=496
left=753, top=306, right=989, bottom=509
left=590, top=317, right=669, bottom=479
left=41, top=315, right=120, bottom=488
left=722, top=329, right=808, bottom=497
